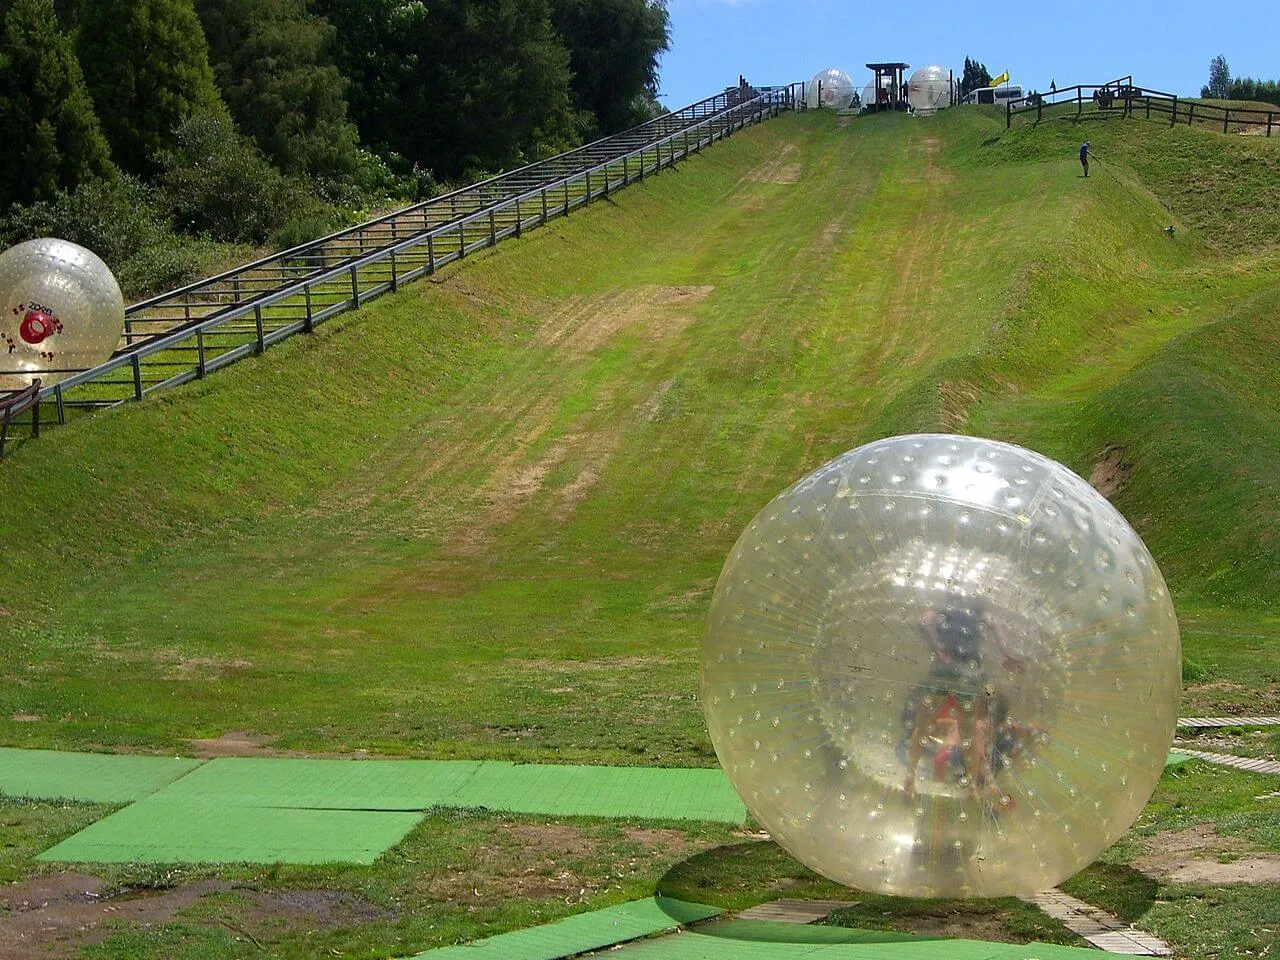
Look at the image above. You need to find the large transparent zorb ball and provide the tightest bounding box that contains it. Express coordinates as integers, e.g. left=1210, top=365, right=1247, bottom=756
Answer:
left=0, top=238, right=124, bottom=390
left=702, top=434, right=1180, bottom=897
left=909, top=65, right=950, bottom=116
left=806, top=69, right=857, bottom=111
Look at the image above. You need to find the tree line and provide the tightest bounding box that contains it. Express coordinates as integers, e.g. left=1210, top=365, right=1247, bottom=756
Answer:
left=1202, top=54, right=1280, bottom=107
left=0, top=0, right=669, bottom=292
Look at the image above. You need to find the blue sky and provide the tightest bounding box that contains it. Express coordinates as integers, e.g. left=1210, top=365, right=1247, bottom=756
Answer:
left=656, top=0, right=1280, bottom=107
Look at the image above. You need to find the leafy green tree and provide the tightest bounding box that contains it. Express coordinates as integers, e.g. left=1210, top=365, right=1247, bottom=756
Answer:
left=318, top=0, right=576, bottom=178
left=76, top=0, right=227, bottom=174
left=1227, top=77, right=1280, bottom=108
left=1203, top=54, right=1231, bottom=100
left=0, top=0, right=113, bottom=207
left=549, top=0, right=669, bottom=134
left=155, top=111, right=314, bottom=243
left=960, top=57, right=992, bottom=98
left=194, top=0, right=360, bottom=180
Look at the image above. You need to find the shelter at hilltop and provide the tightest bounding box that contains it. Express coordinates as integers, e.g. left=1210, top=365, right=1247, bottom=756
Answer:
left=866, top=62, right=909, bottom=111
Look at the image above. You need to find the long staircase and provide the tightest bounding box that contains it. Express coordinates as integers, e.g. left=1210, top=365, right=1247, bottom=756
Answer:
left=0, top=84, right=798, bottom=437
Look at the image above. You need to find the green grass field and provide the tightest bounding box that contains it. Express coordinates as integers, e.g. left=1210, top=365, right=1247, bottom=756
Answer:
left=1, top=106, right=1278, bottom=958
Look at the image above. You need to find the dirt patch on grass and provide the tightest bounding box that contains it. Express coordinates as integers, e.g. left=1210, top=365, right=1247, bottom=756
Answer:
left=430, top=823, right=600, bottom=902
left=446, top=430, right=579, bottom=556
left=507, top=655, right=680, bottom=675
left=1162, top=857, right=1280, bottom=884
left=157, top=651, right=253, bottom=682
left=938, top=379, right=980, bottom=430
left=0, top=873, right=385, bottom=960
left=187, top=730, right=279, bottom=758
left=637, top=378, right=676, bottom=423
left=886, top=912, right=1032, bottom=942
left=644, top=580, right=715, bottom=612
left=1184, top=680, right=1280, bottom=715
left=1136, top=829, right=1280, bottom=885
left=537, top=285, right=713, bottom=355
left=833, top=903, right=1051, bottom=944
left=1176, top=727, right=1279, bottom=759
left=1143, top=824, right=1237, bottom=856
left=554, top=424, right=624, bottom=522
left=1090, top=444, right=1135, bottom=499
left=184, top=731, right=377, bottom=760
left=744, top=143, right=802, bottom=184
left=1134, top=824, right=1280, bottom=883
left=899, top=137, right=957, bottom=185
left=237, top=887, right=387, bottom=930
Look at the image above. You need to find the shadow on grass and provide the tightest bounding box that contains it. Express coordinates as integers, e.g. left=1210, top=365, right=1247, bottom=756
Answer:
left=1061, top=862, right=1160, bottom=923
left=651, top=842, right=1081, bottom=947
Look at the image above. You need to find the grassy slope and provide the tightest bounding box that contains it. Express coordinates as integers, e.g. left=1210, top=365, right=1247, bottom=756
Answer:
left=3, top=108, right=1279, bottom=757
left=1, top=106, right=1279, bottom=960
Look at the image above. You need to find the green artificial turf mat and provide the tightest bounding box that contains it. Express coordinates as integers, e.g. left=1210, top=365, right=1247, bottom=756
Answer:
left=0, top=747, right=202, bottom=802
left=144, top=757, right=747, bottom=823
left=612, top=932, right=1105, bottom=959
left=454, top=763, right=747, bottom=822
left=154, top=756, right=485, bottom=810
left=1166, top=752, right=1197, bottom=768
left=37, top=797, right=420, bottom=865
left=404, top=896, right=722, bottom=959
left=696, top=919, right=934, bottom=944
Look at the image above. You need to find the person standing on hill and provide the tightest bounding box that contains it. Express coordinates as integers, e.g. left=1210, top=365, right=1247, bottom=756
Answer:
left=1079, top=141, right=1090, bottom=177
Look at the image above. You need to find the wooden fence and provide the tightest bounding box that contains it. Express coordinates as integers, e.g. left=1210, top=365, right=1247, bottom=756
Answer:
left=1007, top=82, right=1278, bottom=137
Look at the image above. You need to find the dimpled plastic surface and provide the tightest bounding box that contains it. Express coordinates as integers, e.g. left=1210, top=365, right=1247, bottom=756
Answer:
left=908, top=66, right=950, bottom=116
left=702, top=434, right=1180, bottom=897
left=0, top=238, right=124, bottom=389
left=806, top=69, right=857, bottom=111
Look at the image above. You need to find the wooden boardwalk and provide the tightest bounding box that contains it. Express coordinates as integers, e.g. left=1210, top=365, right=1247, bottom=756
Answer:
left=1030, top=889, right=1171, bottom=956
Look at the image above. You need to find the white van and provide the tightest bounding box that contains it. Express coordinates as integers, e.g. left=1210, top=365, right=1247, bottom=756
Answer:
left=964, top=85, right=1023, bottom=106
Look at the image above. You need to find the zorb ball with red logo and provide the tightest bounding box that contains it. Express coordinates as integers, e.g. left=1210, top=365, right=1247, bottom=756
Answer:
left=0, top=238, right=124, bottom=389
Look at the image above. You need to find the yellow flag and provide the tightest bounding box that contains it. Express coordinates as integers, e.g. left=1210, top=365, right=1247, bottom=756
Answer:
left=990, top=71, right=1010, bottom=87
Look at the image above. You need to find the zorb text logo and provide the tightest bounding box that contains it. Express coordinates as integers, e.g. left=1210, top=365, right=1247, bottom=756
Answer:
left=7, top=301, right=64, bottom=361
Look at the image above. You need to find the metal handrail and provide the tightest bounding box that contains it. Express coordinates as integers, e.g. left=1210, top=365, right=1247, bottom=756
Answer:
left=121, top=89, right=765, bottom=326
left=9, top=86, right=794, bottom=422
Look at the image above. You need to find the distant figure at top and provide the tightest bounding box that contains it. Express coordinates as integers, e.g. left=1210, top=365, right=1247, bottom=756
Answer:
left=1079, top=141, right=1090, bottom=177
left=1050, top=79, right=1056, bottom=93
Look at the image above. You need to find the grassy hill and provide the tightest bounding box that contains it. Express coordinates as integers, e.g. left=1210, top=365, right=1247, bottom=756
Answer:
left=1, top=104, right=1278, bottom=959
left=2, top=106, right=1278, bottom=756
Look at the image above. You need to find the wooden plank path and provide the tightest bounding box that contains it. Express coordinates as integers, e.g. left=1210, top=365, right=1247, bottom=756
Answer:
left=1177, top=716, right=1280, bottom=728
left=736, top=900, right=857, bottom=924
left=1029, top=890, right=1171, bottom=956
left=1168, top=747, right=1280, bottom=775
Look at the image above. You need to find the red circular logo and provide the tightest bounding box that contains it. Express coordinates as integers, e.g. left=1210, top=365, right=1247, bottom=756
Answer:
left=19, top=311, right=55, bottom=344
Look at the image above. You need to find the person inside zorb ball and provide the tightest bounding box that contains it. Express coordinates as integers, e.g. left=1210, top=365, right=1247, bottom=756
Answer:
left=702, top=434, right=1181, bottom=897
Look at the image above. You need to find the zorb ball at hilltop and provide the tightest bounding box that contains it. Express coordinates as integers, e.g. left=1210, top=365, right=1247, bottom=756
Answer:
left=908, top=65, right=951, bottom=116
left=861, top=81, right=877, bottom=110
left=807, top=68, right=857, bottom=111
left=0, top=238, right=124, bottom=390
left=702, top=434, right=1181, bottom=897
